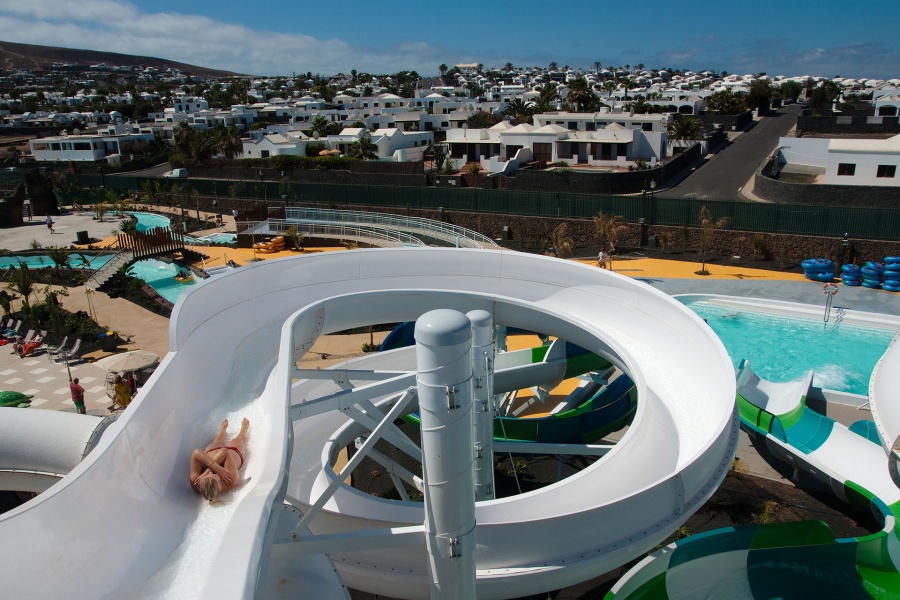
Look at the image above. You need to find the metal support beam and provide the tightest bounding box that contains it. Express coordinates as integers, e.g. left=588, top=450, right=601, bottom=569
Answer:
left=292, top=387, right=417, bottom=536
left=273, top=524, right=426, bottom=557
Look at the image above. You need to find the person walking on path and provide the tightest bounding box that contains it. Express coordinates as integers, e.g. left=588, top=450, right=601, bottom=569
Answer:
left=70, top=378, right=86, bottom=415
left=597, top=247, right=610, bottom=269
left=45, top=214, right=55, bottom=234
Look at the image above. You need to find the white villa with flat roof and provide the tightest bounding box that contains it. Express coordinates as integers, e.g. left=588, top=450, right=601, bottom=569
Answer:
left=29, top=131, right=154, bottom=163
left=778, top=134, right=900, bottom=186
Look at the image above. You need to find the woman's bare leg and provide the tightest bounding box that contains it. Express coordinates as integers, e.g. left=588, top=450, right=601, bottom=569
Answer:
left=205, top=419, right=229, bottom=452
left=225, top=418, right=250, bottom=457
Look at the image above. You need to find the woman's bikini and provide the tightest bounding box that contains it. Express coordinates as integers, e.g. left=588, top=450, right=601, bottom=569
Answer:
left=206, top=445, right=244, bottom=469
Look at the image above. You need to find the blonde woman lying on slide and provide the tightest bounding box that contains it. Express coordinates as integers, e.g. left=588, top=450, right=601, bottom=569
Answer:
left=190, top=418, right=249, bottom=503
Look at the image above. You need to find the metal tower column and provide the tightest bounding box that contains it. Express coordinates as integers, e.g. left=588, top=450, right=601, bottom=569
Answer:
left=415, top=309, right=476, bottom=599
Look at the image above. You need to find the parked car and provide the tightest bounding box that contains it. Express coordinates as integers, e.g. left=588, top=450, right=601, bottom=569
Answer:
left=163, top=168, right=188, bottom=178
left=3, top=166, right=17, bottom=172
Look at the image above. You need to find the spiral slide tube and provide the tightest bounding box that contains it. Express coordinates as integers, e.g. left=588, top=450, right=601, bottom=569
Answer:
left=607, top=360, right=900, bottom=600
left=0, top=248, right=736, bottom=600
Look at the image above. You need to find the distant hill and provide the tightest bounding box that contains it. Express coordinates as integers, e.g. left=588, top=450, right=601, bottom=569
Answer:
left=0, top=40, right=240, bottom=78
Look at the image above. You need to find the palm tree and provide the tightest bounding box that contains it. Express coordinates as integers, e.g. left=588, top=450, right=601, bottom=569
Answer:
left=465, top=111, right=500, bottom=129
left=309, top=115, right=329, bottom=138
left=501, top=98, right=534, bottom=124
left=593, top=61, right=602, bottom=74
left=697, top=206, right=732, bottom=274
left=594, top=212, right=629, bottom=267
left=667, top=114, right=705, bottom=152
left=217, top=126, right=243, bottom=160
left=173, top=122, right=195, bottom=159
left=552, top=223, right=574, bottom=258
left=619, top=77, right=636, bottom=101
left=705, top=90, right=746, bottom=115
left=533, top=83, right=559, bottom=113
left=504, top=62, right=514, bottom=72
left=602, top=81, right=617, bottom=99
left=46, top=246, right=71, bottom=278
left=7, top=264, right=34, bottom=314
left=549, top=61, right=558, bottom=71
left=565, top=77, right=597, bottom=112
left=439, top=64, right=448, bottom=79
left=349, top=134, right=379, bottom=160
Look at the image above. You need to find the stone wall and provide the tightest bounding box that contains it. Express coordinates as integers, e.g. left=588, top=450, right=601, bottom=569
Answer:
left=327, top=202, right=900, bottom=263
left=754, top=159, right=900, bottom=208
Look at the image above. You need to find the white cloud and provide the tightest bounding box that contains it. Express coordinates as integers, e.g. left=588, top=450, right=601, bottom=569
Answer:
left=0, top=0, right=446, bottom=75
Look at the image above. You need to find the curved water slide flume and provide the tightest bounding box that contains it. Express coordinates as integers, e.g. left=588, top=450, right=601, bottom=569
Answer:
left=870, top=332, right=900, bottom=485
left=0, top=249, right=736, bottom=600
left=279, top=250, right=738, bottom=599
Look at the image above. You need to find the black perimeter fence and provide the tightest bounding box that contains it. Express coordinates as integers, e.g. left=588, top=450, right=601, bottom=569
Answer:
left=74, top=173, right=900, bottom=241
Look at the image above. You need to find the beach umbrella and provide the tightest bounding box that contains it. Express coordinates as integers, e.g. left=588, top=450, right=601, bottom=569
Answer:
left=95, top=349, right=159, bottom=373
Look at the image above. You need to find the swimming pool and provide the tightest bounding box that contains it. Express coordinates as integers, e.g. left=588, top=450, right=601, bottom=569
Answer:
left=130, top=212, right=171, bottom=232
left=127, top=258, right=194, bottom=304
left=0, top=253, right=115, bottom=270
left=683, top=298, right=898, bottom=396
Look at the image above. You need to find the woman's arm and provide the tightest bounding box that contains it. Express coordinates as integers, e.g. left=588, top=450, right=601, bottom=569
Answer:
left=191, top=449, right=234, bottom=484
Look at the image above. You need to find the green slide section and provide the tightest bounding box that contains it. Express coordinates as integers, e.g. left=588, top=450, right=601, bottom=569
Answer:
left=606, top=362, right=900, bottom=599
left=406, top=344, right=635, bottom=444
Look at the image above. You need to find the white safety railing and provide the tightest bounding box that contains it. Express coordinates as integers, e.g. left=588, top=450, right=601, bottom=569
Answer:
left=284, top=207, right=499, bottom=249
left=257, top=219, right=425, bottom=248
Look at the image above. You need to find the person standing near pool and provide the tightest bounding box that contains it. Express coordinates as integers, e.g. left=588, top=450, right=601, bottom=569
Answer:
left=70, top=378, right=86, bottom=415
left=45, top=214, right=55, bottom=234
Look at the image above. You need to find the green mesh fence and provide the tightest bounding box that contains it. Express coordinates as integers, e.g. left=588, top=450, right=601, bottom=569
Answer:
left=74, top=175, right=900, bottom=241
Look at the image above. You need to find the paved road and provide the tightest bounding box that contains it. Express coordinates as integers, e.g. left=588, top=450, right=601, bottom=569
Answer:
left=665, top=104, right=802, bottom=201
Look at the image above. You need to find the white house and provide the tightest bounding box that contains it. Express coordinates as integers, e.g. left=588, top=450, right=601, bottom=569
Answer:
left=777, top=134, right=900, bottom=187
left=241, top=131, right=311, bottom=158
left=29, top=131, right=155, bottom=163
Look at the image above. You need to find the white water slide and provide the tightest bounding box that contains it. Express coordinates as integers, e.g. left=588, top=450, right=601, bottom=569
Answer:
left=0, top=249, right=737, bottom=599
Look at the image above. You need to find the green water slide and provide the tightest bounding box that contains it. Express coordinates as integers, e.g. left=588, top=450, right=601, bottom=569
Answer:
left=406, top=342, right=636, bottom=444
left=606, top=360, right=900, bottom=599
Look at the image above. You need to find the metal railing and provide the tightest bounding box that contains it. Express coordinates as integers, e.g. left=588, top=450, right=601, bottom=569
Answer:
left=284, top=207, right=498, bottom=249
left=257, top=219, right=425, bottom=248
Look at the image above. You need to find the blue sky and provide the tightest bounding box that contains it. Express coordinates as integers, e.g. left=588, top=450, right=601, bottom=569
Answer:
left=1, top=0, right=898, bottom=79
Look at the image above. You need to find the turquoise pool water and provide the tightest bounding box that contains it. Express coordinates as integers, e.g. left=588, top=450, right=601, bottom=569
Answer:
left=130, top=212, right=171, bottom=232
left=0, top=254, right=115, bottom=270
left=127, top=258, right=194, bottom=304
left=199, top=232, right=237, bottom=245
left=686, top=300, right=897, bottom=395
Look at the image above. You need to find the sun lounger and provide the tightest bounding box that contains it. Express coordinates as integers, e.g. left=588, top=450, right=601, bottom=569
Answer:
left=56, top=339, right=82, bottom=363
left=45, top=335, right=68, bottom=360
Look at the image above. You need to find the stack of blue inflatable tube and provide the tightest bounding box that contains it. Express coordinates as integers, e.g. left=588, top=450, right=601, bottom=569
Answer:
left=883, top=257, right=900, bottom=291
left=801, top=258, right=834, bottom=282
left=862, top=261, right=884, bottom=289
left=841, top=264, right=862, bottom=286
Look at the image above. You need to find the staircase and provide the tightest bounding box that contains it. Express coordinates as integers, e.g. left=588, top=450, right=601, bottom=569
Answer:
left=85, top=249, right=134, bottom=290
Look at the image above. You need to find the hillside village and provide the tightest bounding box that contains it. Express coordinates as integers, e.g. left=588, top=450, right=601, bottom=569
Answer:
left=1, top=58, right=899, bottom=193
